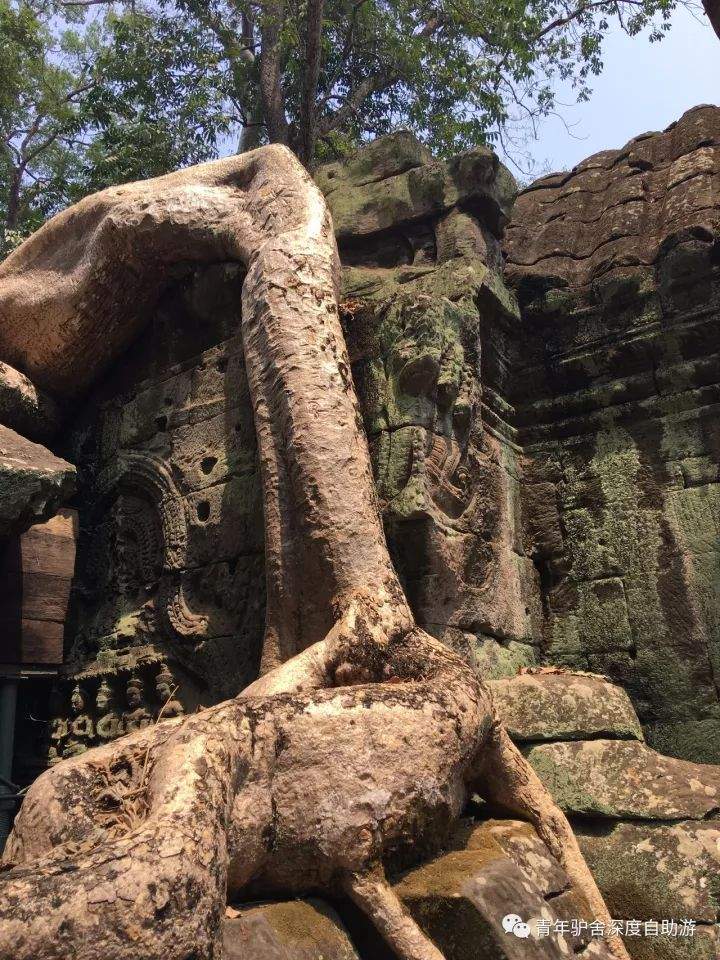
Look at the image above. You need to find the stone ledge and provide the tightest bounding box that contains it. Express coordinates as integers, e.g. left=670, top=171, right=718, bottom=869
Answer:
left=525, top=740, right=720, bottom=820
left=490, top=672, right=643, bottom=743
left=0, top=424, right=75, bottom=538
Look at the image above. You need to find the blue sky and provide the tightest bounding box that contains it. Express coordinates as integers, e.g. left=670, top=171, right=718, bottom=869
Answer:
left=519, top=5, right=720, bottom=174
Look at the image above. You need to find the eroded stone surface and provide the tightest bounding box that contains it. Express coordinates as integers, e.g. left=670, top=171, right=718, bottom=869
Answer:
left=394, top=818, right=613, bottom=959
left=0, top=362, right=63, bottom=442
left=576, top=820, right=720, bottom=923
left=505, top=105, right=720, bottom=763
left=490, top=673, right=643, bottom=743
left=320, top=138, right=514, bottom=242
left=526, top=740, right=720, bottom=819
left=0, top=423, right=75, bottom=537
left=223, top=900, right=360, bottom=960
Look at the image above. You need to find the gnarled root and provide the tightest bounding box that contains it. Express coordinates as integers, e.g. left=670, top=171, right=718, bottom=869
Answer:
left=478, top=721, right=630, bottom=960
left=0, top=712, right=241, bottom=960
left=0, top=621, right=630, bottom=960
left=344, top=868, right=445, bottom=960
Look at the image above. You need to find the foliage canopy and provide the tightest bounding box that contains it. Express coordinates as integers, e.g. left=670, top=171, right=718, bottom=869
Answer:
left=1, top=0, right=686, bottom=253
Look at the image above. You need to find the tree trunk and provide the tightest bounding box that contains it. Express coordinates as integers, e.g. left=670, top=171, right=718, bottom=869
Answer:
left=297, top=0, right=325, bottom=167
left=0, top=146, right=631, bottom=960
left=4, top=166, right=22, bottom=230
left=238, top=108, right=264, bottom=152
left=258, top=3, right=290, bottom=147
left=236, top=14, right=265, bottom=154
left=703, top=0, right=720, bottom=40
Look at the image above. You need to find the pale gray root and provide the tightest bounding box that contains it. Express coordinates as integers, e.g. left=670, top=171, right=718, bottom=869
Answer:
left=344, top=868, right=445, bottom=960
left=0, top=623, right=631, bottom=960
left=0, top=146, right=630, bottom=960
left=479, top=722, right=629, bottom=960
left=0, top=712, right=241, bottom=960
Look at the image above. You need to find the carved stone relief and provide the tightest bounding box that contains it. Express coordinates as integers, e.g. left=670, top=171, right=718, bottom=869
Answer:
left=91, top=451, right=209, bottom=650
left=44, top=660, right=187, bottom=763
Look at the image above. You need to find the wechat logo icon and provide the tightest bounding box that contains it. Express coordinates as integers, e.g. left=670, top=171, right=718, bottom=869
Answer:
left=502, top=914, right=531, bottom=938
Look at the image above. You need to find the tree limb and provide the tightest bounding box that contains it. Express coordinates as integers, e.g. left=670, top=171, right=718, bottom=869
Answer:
left=298, top=0, right=325, bottom=165
left=258, top=1, right=290, bottom=145
left=317, top=75, right=377, bottom=137
left=703, top=0, right=720, bottom=39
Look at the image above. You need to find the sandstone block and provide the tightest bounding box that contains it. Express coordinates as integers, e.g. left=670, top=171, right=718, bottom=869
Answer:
left=490, top=673, right=643, bottom=743
left=525, top=740, right=720, bottom=819
left=577, top=820, right=720, bottom=923
left=223, top=899, right=360, bottom=960
left=394, top=819, right=614, bottom=959
left=0, top=424, right=75, bottom=538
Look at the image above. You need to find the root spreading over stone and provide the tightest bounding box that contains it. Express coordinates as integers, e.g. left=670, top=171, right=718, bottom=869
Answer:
left=0, top=146, right=630, bottom=960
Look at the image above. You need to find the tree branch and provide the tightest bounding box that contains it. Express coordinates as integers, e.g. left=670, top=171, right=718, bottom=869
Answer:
left=298, top=0, right=325, bottom=164
left=321, top=0, right=369, bottom=99
left=258, top=1, right=290, bottom=145
left=534, top=0, right=643, bottom=41
left=317, top=75, right=377, bottom=137
left=703, top=0, right=720, bottom=39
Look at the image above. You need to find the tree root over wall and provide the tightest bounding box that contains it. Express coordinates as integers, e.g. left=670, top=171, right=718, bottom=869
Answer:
left=0, top=146, right=630, bottom=960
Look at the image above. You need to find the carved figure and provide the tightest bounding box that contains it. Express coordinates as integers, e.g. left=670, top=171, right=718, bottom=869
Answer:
left=95, top=681, right=124, bottom=742
left=62, top=685, right=94, bottom=757
left=46, top=724, right=67, bottom=766
left=154, top=665, right=184, bottom=720
left=122, top=676, right=153, bottom=733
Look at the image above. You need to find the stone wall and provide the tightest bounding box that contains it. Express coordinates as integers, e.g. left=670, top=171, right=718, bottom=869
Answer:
left=505, top=105, right=720, bottom=763
left=318, top=133, right=543, bottom=677
left=2, top=110, right=720, bottom=958
left=13, top=106, right=720, bottom=770
left=50, top=130, right=543, bottom=756
left=58, top=263, right=266, bottom=723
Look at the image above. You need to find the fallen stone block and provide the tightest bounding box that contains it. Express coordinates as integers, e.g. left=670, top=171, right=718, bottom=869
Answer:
left=491, top=672, right=643, bottom=743
left=394, top=818, right=615, bottom=959
left=525, top=740, right=720, bottom=819
left=223, top=898, right=360, bottom=960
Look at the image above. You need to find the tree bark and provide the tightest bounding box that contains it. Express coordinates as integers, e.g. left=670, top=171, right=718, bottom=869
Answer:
left=298, top=0, right=325, bottom=166
left=0, top=146, right=631, bottom=960
left=4, top=165, right=22, bottom=230
left=258, top=2, right=290, bottom=146
left=703, top=0, right=720, bottom=40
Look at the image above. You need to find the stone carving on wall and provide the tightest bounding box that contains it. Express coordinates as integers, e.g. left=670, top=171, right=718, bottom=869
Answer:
left=122, top=676, right=153, bottom=732
left=95, top=681, right=123, bottom=742
left=341, top=261, right=540, bottom=659
left=86, top=451, right=209, bottom=656
left=46, top=689, right=68, bottom=766
left=155, top=664, right=184, bottom=720
left=358, top=294, right=476, bottom=521
left=44, top=661, right=186, bottom=765
left=63, top=685, right=94, bottom=758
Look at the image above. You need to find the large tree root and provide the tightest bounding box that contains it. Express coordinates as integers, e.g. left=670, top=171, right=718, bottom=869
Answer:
left=0, top=146, right=630, bottom=960
left=1, top=617, right=630, bottom=960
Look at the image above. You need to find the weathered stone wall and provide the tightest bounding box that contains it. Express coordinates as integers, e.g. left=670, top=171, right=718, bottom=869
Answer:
left=2, top=114, right=720, bottom=958
left=505, top=104, right=720, bottom=763
left=25, top=107, right=720, bottom=768
left=318, top=134, right=543, bottom=677
left=59, top=263, right=265, bottom=720
left=47, top=132, right=542, bottom=752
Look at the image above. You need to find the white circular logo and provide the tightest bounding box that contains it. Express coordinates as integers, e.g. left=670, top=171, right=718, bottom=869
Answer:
left=514, top=921, right=531, bottom=939
left=502, top=913, right=523, bottom=933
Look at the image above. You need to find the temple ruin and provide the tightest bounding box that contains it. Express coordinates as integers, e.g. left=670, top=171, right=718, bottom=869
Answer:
left=0, top=104, right=719, bottom=959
